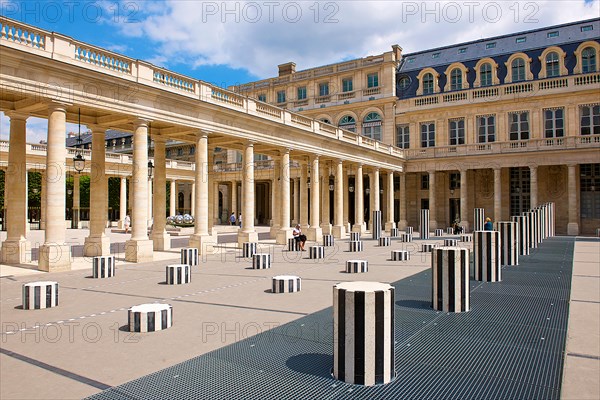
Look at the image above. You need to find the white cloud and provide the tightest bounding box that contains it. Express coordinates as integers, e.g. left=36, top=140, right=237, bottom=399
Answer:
left=112, top=0, right=599, bottom=80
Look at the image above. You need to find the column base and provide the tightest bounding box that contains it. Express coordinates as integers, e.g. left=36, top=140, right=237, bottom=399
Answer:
left=398, top=220, right=407, bottom=230
left=567, top=223, right=579, bottom=236
left=306, top=226, right=323, bottom=242
left=352, top=223, right=366, bottom=234
left=152, top=230, right=172, bottom=251
left=320, top=223, right=332, bottom=235
left=430, top=220, right=438, bottom=230
left=38, top=244, right=71, bottom=272
left=275, top=228, right=293, bottom=245
left=125, top=239, right=154, bottom=263
left=238, top=231, right=258, bottom=247
left=269, top=225, right=280, bottom=239
left=84, top=235, right=111, bottom=257
left=189, top=234, right=217, bottom=255
left=332, top=225, right=346, bottom=239
left=384, top=222, right=397, bottom=232
left=1, top=239, right=31, bottom=264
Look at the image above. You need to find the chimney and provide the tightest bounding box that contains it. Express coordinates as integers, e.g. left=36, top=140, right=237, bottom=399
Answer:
left=278, top=62, right=296, bottom=77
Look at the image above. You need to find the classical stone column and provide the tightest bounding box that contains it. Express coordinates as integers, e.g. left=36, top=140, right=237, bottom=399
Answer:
left=270, top=157, right=281, bottom=238
left=399, top=173, right=407, bottom=230
left=307, top=156, right=323, bottom=242
left=238, top=141, right=258, bottom=245
left=276, top=149, right=293, bottom=244
left=530, top=165, right=538, bottom=208
left=231, top=180, right=238, bottom=216
left=169, top=180, right=176, bottom=216
left=191, top=182, right=196, bottom=218
left=292, top=178, right=299, bottom=225
left=38, top=104, right=71, bottom=271
left=125, top=119, right=153, bottom=263
left=460, top=169, right=469, bottom=232
left=190, top=133, right=217, bottom=252
left=321, top=171, right=332, bottom=234
left=385, top=171, right=396, bottom=232
left=147, top=178, right=153, bottom=226
left=428, top=171, right=437, bottom=230
left=343, top=168, right=349, bottom=230
left=332, top=159, right=346, bottom=238
left=567, top=164, right=579, bottom=235
left=118, top=177, right=127, bottom=229
left=72, top=174, right=80, bottom=229
left=1, top=112, right=31, bottom=264
left=300, top=162, right=309, bottom=229
left=183, top=183, right=190, bottom=212
left=40, top=170, right=46, bottom=230
left=151, top=137, right=170, bottom=250
left=494, top=168, right=502, bottom=222
left=84, top=126, right=110, bottom=256
left=352, top=165, right=365, bottom=233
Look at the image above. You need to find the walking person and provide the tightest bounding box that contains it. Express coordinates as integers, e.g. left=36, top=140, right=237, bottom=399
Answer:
left=238, top=213, right=242, bottom=228
left=229, top=212, right=236, bottom=226
left=124, top=215, right=131, bottom=234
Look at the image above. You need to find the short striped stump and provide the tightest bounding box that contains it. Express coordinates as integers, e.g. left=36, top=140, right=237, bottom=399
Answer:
left=474, top=231, right=501, bottom=282
left=460, top=234, right=473, bottom=242
left=128, top=303, right=173, bottom=333
left=435, top=229, right=444, bottom=237
left=400, top=233, right=413, bottom=243
left=272, top=275, right=301, bottom=293
left=323, top=234, right=334, bottom=247
left=180, top=248, right=198, bottom=266
left=391, top=250, right=410, bottom=261
left=405, top=226, right=414, bottom=235
left=378, top=237, right=391, bottom=247
left=92, top=255, right=115, bottom=278
left=389, top=228, right=398, bottom=238
left=348, top=241, right=363, bottom=252
left=165, top=264, right=191, bottom=285
left=444, top=239, right=458, bottom=247
left=350, top=232, right=361, bottom=241
left=421, top=243, right=436, bottom=252
left=432, top=247, right=470, bottom=313
left=242, top=242, right=257, bottom=258
left=309, top=246, right=325, bottom=259
left=333, top=281, right=395, bottom=386
left=346, top=260, right=368, bottom=273
left=446, top=227, right=454, bottom=235
left=252, top=253, right=271, bottom=269
left=22, top=281, right=58, bottom=310
left=288, top=238, right=301, bottom=251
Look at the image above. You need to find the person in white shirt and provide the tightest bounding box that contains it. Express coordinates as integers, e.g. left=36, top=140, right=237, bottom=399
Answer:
left=292, top=224, right=307, bottom=251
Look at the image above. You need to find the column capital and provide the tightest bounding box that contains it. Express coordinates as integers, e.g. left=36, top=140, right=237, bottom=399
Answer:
left=529, top=165, right=538, bottom=171
left=152, top=135, right=168, bottom=143
left=4, top=111, right=29, bottom=120
left=87, top=124, right=107, bottom=134
left=132, top=117, right=150, bottom=128
left=48, top=101, right=69, bottom=113
left=196, top=130, right=209, bottom=140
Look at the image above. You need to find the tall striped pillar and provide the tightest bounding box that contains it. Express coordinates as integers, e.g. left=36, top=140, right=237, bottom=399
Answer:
left=333, top=281, right=395, bottom=386
left=523, top=211, right=537, bottom=249
left=497, top=222, right=518, bottom=266
left=432, top=247, right=470, bottom=313
left=511, top=215, right=530, bottom=256
left=542, top=204, right=550, bottom=239
left=372, top=210, right=382, bottom=240
left=419, top=209, right=430, bottom=239
left=473, top=208, right=485, bottom=231
left=548, top=202, right=555, bottom=237
left=533, top=208, right=542, bottom=245
left=474, top=231, right=501, bottom=282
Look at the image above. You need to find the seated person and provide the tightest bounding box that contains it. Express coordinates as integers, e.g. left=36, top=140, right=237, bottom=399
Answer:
left=453, top=222, right=463, bottom=235
left=484, top=217, right=493, bottom=231
left=292, top=224, right=307, bottom=251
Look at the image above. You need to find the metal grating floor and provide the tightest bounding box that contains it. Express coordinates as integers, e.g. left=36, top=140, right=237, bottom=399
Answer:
left=88, top=237, right=574, bottom=400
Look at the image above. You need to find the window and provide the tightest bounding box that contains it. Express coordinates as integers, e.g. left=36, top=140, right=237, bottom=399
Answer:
left=396, top=125, right=409, bottom=149
left=449, top=173, right=461, bottom=190
left=398, top=76, right=411, bottom=90
left=516, top=37, right=526, bottom=43
left=276, top=90, right=286, bottom=103
left=509, top=112, right=529, bottom=140
left=511, top=58, right=526, bottom=82
left=422, top=73, right=434, bottom=95
left=258, top=93, right=266, bottom=102
left=449, top=119, right=465, bottom=145
left=478, top=115, right=496, bottom=143
left=510, top=167, right=531, bottom=216
left=547, top=31, right=559, bottom=38
left=580, top=164, right=600, bottom=220
left=546, top=52, right=560, bottom=78
left=319, top=82, right=329, bottom=96
left=421, top=174, right=429, bottom=190
left=189, top=147, right=195, bottom=155
left=339, top=115, right=356, bottom=132
left=362, top=112, right=382, bottom=141
left=480, top=63, right=492, bottom=87
left=407, top=58, right=415, bottom=63
left=342, top=78, right=353, bottom=92
left=320, top=118, right=331, bottom=125
left=450, top=68, right=462, bottom=91
left=297, top=86, right=306, bottom=100
left=486, top=42, right=496, bottom=49
left=432, top=52, right=440, bottom=59
left=166, top=149, right=171, bottom=158
left=544, top=108, right=564, bottom=138
left=367, top=73, right=379, bottom=88
left=177, top=148, right=183, bottom=156
left=581, top=25, right=593, bottom=32
left=458, top=48, right=467, bottom=54
left=580, top=104, right=600, bottom=135
left=420, top=122, right=435, bottom=148
left=582, top=47, right=597, bottom=73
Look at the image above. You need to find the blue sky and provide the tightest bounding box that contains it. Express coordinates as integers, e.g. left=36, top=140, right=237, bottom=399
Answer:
left=1, top=0, right=599, bottom=142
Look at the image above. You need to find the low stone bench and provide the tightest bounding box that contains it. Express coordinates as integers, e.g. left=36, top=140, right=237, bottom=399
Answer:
left=165, top=264, right=191, bottom=285
left=348, top=241, right=363, bottom=252
left=435, top=229, right=444, bottom=237
left=400, top=233, right=413, bottom=242
left=323, top=234, right=334, bottom=247
left=288, top=238, right=301, bottom=251
left=92, top=255, right=115, bottom=279
left=421, top=243, right=436, bottom=252
left=180, top=248, right=198, bottom=266
left=350, top=232, right=361, bottom=241
left=346, top=260, right=368, bottom=273
left=444, top=239, right=458, bottom=247
left=23, top=281, right=58, bottom=310
left=128, top=303, right=173, bottom=333
left=391, top=250, right=410, bottom=261
left=390, top=228, right=398, bottom=238
left=272, top=275, right=301, bottom=293
left=252, top=253, right=271, bottom=269
left=378, top=237, right=391, bottom=247
left=460, top=234, right=473, bottom=242
left=309, top=246, right=325, bottom=259
left=405, top=226, right=414, bottom=235
left=242, top=242, right=257, bottom=258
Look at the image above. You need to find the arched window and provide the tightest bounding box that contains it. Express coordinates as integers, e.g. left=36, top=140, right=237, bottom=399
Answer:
left=582, top=47, right=597, bottom=73
left=480, top=63, right=492, bottom=87
left=320, top=118, right=332, bottom=125
left=422, top=73, right=434, bottom=95
left=362, top=112, right=382, bottom=141
left=511, top=58, right=525, bottom=82
left=339, top=115, right=356, bottom=132
left=450, top=68, right=462, bottom=91
left=546, top=52, right=560, bottom=78
left=398, top=76, right=411, bottom=90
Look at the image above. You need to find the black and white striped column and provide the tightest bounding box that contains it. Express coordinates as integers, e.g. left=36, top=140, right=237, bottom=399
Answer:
left=390, top=228, right=398, bottom=238
left=474, top=231, right=501, bottom=282
left=272, top=275, right=301, bottom=293
left=435, top=229, right=444, bottom=237
left=535, top=208, right=544, bottom=244
left=372, top=210, right=382, bottom=240
left=421, top=243, right=436, bottom=252
left=523, top=211, right=537, bottom=249
left=180, top=248, right=199, bottom=266
left=498, top=222, right=519, bottom=266
left=22, top=281, right=58, bottom=310
left=548, top=202, right=555, bottom=237
left=378, top=237, right=391, bottom=247
left=432, top=247, right=470, bottom=313
left=400, top=233, right=413, bottom=242
left=309, top=246, right=325, bottom=259
left=288, top=238, right=301, bottom=251
left=165, top=264, right=192, bottom=285
left=460, top=234, right=473, bottom=242
left=252, top=253, right=271, bottom=269
left=323, top=235, right=334, bottom=247
left=345, top=260, right=368, bottom=273
left=474, top=208, right=485, bottom=231
left=419, top=209, right=430, bottom=239
left=511, top=216, right=530, bottom=256
left=405, top=226, right=414, bottom=235
left=333, top=281, right=394, bottom=386
left=446, top=227, right=454, bottom=235
left=444, top=239, right=458, bottom=247
left=348, top=241, right=363, bottom=252
left=92, top=255, right=115, bottom=278
left=391, top=250, right=410, bottom=261
left=128, top=303, right=172, bottom=332
left=350, top=232, right=361, bottom=241
left=243, top=242, right=257, bottom=258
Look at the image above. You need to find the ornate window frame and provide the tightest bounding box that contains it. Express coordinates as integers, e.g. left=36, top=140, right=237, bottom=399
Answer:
left=504, top=53, right=533, bottom=84
left=443, top=62, right=469, bottom=91
left=416, top=68, right=440, bottom=96
left=574, top=41, right=600, bottom=74
left=538, top=46, right=568, bottom=79
left=474, top=58, right=499, bottom=87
